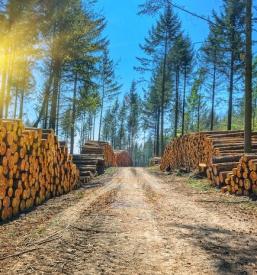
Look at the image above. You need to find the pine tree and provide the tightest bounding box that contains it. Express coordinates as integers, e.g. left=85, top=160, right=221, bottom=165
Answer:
left=180, top=35, right=194, bottom=135
left=127, top=81, right=141, bottom=159
left=213, top=0, right=245, bottom=130
left=98, top=47, right=121, bottom=141
left=137, top=3, right=181, bottom=153
left=117, top=99, right=127, bottom=149
left=201, top=24, right=222, bottom=131
left=168, top=34, right=192, bottom=137
left=187, top=68, right=207, bottom=131
left=244, top=0, right=252, bottom=153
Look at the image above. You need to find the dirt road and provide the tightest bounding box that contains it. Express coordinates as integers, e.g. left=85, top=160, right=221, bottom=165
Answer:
left=1, top=167, right=257, bottom=274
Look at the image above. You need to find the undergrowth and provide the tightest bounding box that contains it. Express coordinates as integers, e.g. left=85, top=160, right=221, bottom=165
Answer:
left=104, top=167, right=118, bottom=176
left=187, top=177, right=213, bottom=192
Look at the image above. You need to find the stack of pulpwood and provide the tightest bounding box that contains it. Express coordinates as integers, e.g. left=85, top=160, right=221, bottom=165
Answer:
left=204, top=131, right=257, bottom=187
left=149, top=157, right=161, bottom=166
left=73, top=141, right=116, bottom=183
left=114, top=150, right=132, bottom=167
left=222, top=154, right=257, bottom=196
left=0, top=119, right=80, bottom=221
left=101, top=142, right=117, bottom=167
left=161, top=131, right=257, bottom=197
left=161, top=131, right=214, bottom=172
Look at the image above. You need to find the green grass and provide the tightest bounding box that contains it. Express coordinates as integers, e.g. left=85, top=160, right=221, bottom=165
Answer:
left=187, top=177, right=213, bottom=192
left=146, top=165, right=161, bottom=173
left=104, top=167, right=118, bottom=176
left=76, top=190, right=84, bottom=199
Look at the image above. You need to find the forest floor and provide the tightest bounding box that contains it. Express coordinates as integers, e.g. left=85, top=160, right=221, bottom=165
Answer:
left=0, top=167, right=257, bottom=274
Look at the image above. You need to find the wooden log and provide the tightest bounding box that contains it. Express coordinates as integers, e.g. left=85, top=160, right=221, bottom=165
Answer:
left=212, top=162, right=239, bottom=176
left=212, top=155, right=242, bottom=164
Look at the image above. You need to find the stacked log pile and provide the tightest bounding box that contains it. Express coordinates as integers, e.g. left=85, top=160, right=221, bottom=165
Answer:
left=0, top=120, right=79, bottom=221
left=98, top=142, right=116, bottom=167
left=74, top=141, right=116, bottom=183
left=161, top=131, right=257, bottom=193
left=114, top=150, right=132, bottom=167
left=223, top=155, right=257, bottom=196
left=160, top=132, right=214, bottom=171
left=205, top=132, right=257, bottom=187
left=72, top=154, right=104, bottom=183
left=149, top=157, right=161, bottom=166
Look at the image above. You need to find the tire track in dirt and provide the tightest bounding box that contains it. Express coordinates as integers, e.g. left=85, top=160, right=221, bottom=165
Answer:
left=0, top=174, right=121, bottom=274
left=138, top=168, right=257, bottom=274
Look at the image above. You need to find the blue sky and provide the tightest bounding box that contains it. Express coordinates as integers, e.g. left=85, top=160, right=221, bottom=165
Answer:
left=95, top=0, right=223, bottom=97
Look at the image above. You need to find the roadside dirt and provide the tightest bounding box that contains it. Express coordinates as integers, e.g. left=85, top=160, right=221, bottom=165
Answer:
left=0, top=167, right=257, bottom=274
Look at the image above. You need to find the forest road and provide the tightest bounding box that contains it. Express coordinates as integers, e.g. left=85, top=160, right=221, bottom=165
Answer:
left=1, top=167, right=257, bottom=274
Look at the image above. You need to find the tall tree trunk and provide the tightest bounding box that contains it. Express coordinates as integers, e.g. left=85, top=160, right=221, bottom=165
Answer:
left=244, top=0, right=252, bottom=153
left=49, top=60, right=61, bottom=130
left=43, top=94, right=49, bottom=129
left=228, top=51, right=234, bottom=130
left=197, top=96, right=201, bottom=132
left=154, top=117, right=157, bottom=156
left=156, top=108, right=160, bottom=156
left=174, top=68, right=180, bottom=137
left=182, top=67, right=187, bottom=135
left=160, top=34, right=168, bottom=154
left=19, top=91, right=25, bottom=119
left=33, top=71, right=53, bottom=128
left=19, top=76, right=26, bottom=120
left=70, top=71, right=78, bottom=154
left=228, top=18, right=236, bottom=130
left=210, top=61, right=217, bottom=131
left=93, top=112, right=96, bottom=140
left=56, top=74, right=61, bottom=135
left=14, top=87, right=18, bottom=119
left=98, top=84, right=105, bottom=141
left=253, top=96, right=257, bottom=131
left=5, top=50, right=15, bottom=118
left=0, top=49, right=8, bottom=118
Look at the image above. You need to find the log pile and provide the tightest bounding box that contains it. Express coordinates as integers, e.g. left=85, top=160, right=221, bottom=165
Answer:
left=161, top=130, right=257, bottom=197
left=222, top=155, right=257, bottom=196
left=72, top=154, right=104, bottom=183
left=0, top=120, right=80, bottom=221
left=149, top=157, right=161, bottom=166
left=160, top=132, right=214, bottom=171
left=204, top=132, right=257, bottom=186
left=101, top=142, right=116, bottom=167
left=81, top=141, right=116, bottom=167
left=74, top=141, right=116, bottom=182
left=161, top=131, right=257, bottom=172
left=114, top=150, right=132, bottom=167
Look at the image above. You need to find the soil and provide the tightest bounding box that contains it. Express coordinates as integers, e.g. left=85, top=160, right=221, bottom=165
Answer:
left=0, top=167, right=257, bottom=274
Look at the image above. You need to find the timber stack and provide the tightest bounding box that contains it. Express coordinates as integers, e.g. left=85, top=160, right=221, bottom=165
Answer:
left=149, top=157, right=161, bottom=166
left=161, top=131, right=257, bottom=194
left=0, top=119, right=80, bottom=221
left=223, top=155, right=257, bottom=196
left=114, top=150, right=132, bottom=167
left=73, top=141, right=116, bottom=183
left=95, top=141, right=116, bottom=167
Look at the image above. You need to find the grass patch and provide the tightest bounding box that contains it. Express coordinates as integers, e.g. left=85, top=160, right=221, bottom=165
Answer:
left=146, top=165, right=161, bottom=173
left=105, top=167, right=118, bottom=176
left=187, top=177, right=213, bottom=192
left=76, top=190, right=84, bottom=199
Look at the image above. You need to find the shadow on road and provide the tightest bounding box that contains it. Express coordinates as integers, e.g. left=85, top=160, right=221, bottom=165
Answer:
left=169, top=222, right=257, bottom=274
